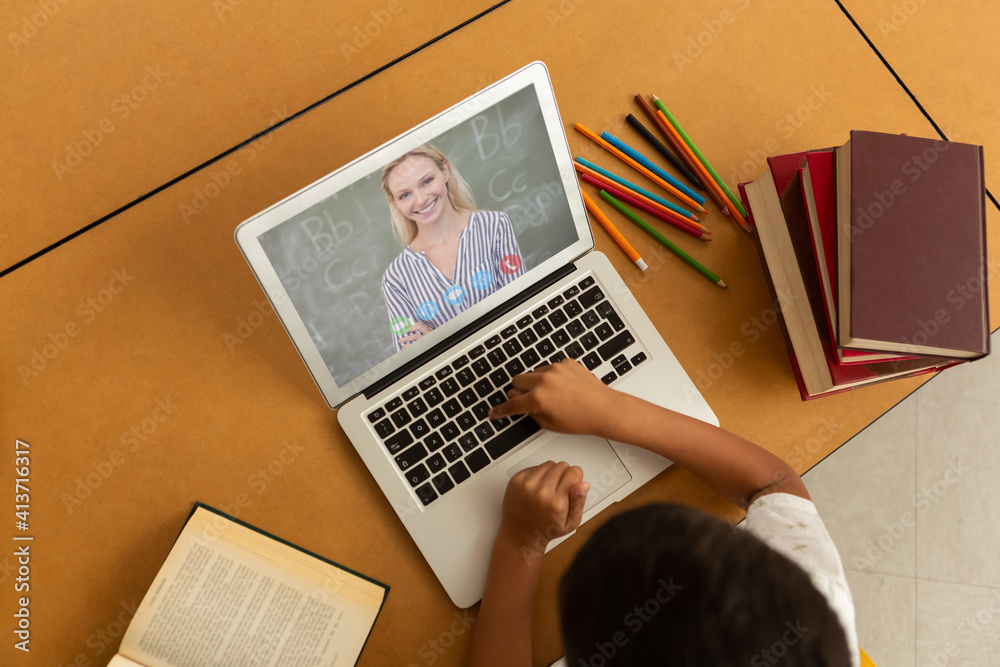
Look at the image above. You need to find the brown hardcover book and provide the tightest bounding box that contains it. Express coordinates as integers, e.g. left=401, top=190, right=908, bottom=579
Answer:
left=836, top=130, right=990, bottom=359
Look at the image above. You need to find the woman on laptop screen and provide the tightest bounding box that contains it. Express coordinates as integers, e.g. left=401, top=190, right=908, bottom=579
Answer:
left=380, top=143, right=525, bottom=351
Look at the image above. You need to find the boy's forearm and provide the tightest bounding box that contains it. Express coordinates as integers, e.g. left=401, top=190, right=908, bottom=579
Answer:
left=598, top=393, right=808, bottom=507
left=466, top=534, right=542, bottom=667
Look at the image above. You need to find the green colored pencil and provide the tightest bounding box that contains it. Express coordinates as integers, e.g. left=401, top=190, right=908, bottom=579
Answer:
left=599, top=190, right=727, bottom=289
left=652, top=95, right=748, bottom=218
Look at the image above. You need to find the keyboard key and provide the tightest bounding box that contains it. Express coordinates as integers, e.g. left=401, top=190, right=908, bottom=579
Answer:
left=595, top=322, right=614, bottom=341
left=442, top=398, right=462, bottom=418
left=532, top=305, right=549, bottom=318
left=425, top=432, right=445, bottom=452
left=581, top=332, right=599, bottom=351
left=548, top=295, right=565, bottom=309
left=469, top=344, right=486, bottom=359
left=449, top=460, right=471, bottom=484
left=426, top=408, right=446, bottom=429
left=487, top=391, right=507, bottom=408
left=578, top=286, right=604, bottom=309
left=487, top=349, right=507, bottom=366
left=472, top=358, right=491, bottom=377
left=458, top=388, right=478, bottom=408
left=390, top=407, right=412, bottom=428
left=474, top=379, right=493, bottom=399
left=579, top=276, right=596, bottom=289
left=596, top=301, right=614, bottom=317
left=605, top=310, right=626, bottom=332
left=537, top=338, right=555, bottom=358
left=474, top=422, right=495, bottom=442
left=473, top=401, right=491, bottom=421
left=485, top=417, right=541, bottom=460
left=601, top=371, right=617, bottom=385
left=565, top=342, right=584, bottom=359
left=441, top=422, right=460, bottom=442
left=613, top=360, right=633, bottom=376
left=456, top=411, right=476, bottom=431
left=419, top=376, right=437, bottom=390
left=489, top=368, right=509, bottom=388
left=505, top=358, right=525, bottom=376
left=549, top=351, right=567, bottom=363
left=564, top=300, right=582, bottom=318
left=522, top=348, right=541, bottom=368
left=598, top=330, right=636, bottom=361
left=516, top=315, right=533, bottom=329
left=433, top=471, right=456, bottom=495
left=440, top=377, right=460, bottom=397
left=582, top=352, right=601, bottom=371
left=407, top=397, right=428, bottom=417
left=456, top=368, right=476, bottom=387
left=485, top=334, right=502, bottom=348
left=458, top=433, right=478, bottom=452
left=406, top=464, right=430, bottom=487
left=367, top=407, right=385, bottom=423
left=566, top=320, right=585, bottom=338
left=582, top=310, right=601, bottom=328
left=563, top=285, right=580, bottom=299
left=443, top=443, right=463, bottom=462
left=549, top=309, right=568, bottom=327
left=385, top=397, right=403, bottom=411
left=533, top=319, right=553, bottom=337
left=424, top=387, right=444, bottom=407
left=517, top=329, right=538, bottom=346
left=491, top=416, right=511, bottom=430
left=410, top=418, right=430, bottom=439
left=384, top=430, right=414, bottom=454
left=631, top=351, right=648, bottom=366
left=501, top=324, right=517, bottom=339
left=427, top=453, right=446, bottom=473
left=416, top=482, right=437, bottom=505
left=466, top=448, right=490, bottom=472
left=502, top=339, right=523, bottom=356
left=402, top=386, right=420, bottom=401
left=611, top=354, right=627, bottom=366
left=453, top=355, right=470, bottom=369
left=435, top=367, right=453, bottom=380
left=373, top=418, right=394, bottom=439
left=395, top=443, right=428, bottom=470
left=551, top=328, right=570, bottom=347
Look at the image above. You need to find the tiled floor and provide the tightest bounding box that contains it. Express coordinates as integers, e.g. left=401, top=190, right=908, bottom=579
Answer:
left=805, top=329, right=1000, bottom=666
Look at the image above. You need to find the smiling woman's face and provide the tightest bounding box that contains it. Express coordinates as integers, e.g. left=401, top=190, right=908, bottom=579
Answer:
left=386, top=155, right=453, bottom=225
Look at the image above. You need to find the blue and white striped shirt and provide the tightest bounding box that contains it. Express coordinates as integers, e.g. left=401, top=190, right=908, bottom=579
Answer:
left=381, top=210, right=525, bottom=351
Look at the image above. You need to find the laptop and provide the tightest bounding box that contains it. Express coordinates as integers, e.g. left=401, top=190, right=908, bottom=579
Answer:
left=235, top=61, right=718, bottom=607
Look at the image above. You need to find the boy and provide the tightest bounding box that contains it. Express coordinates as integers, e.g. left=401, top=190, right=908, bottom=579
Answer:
left=466, top=360, right=859, bottom=666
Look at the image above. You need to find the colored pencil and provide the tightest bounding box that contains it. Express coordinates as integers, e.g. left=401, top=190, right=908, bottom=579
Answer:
left=573, top=122, right=708, bottom=213
left=573, top=158, right=705, bottom=228
left=624, top=113, right=703, bottom=190
left=581, top=191, right=647, bottom=271
left=652, top=94, right=748, bottom=219
left=652, top=108, right=735, bottom=221
left=600, top=190, right=727, bottom=289
left=600, top=131, right=706, bottom=206
left=632, top=93, right=718, bottom=211
left=579, top=173, right=711, bottom=241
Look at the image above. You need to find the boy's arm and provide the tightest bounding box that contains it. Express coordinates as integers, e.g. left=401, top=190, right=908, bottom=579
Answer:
left=466, top=462, right=589, bottom=667
left=489, top=360, right=808, bottom=508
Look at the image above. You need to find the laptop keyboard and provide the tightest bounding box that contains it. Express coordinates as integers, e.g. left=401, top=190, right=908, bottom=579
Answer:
left=365, top=275, right=648, bottom=507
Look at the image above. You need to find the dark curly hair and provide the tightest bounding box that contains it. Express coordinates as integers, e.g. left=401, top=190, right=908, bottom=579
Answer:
left=559, top=503, right=852, bottom=666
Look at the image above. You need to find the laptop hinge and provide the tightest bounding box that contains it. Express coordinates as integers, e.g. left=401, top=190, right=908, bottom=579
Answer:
left=364, top=262, right=578, bottom=399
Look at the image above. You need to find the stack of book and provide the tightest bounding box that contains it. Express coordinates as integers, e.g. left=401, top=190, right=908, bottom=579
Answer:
left=740, top=130, right=989, bottom=399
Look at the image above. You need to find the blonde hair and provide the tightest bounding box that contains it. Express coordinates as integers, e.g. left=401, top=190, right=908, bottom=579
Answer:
left=381, top=143, right=478, bottom=247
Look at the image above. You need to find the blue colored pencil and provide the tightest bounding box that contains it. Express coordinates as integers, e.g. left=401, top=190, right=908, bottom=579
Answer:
left=601, top=131, right=707, bottom=206
left=574, top=157, right=698, bottom=221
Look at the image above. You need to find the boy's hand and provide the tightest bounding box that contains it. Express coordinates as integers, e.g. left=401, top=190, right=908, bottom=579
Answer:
left=488, top=360, right=621, bottom=437
left=498, top=461, right=589, bottom=556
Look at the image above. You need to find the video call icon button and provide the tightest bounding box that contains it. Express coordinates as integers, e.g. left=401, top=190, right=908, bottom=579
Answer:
left=499, top=254, right=523, bottom=275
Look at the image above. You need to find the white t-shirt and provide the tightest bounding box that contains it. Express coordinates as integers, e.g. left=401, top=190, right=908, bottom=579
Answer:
left=743, top=492, right=860, bottom=667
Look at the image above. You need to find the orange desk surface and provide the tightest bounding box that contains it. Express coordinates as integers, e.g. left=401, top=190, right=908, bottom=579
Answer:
left=1, top=1, right=997, bottom=666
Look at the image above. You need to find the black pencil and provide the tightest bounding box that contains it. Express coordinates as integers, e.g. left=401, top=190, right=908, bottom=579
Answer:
left=625, top=113, right=704, bottom=191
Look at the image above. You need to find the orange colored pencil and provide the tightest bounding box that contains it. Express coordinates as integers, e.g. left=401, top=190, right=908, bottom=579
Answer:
left=581, top=191, right=647, bottom=271
left=574, top=163, right=711, bottom=235
left=574, top=123, right=708, bottom=214
left=656, top=109, right=750, bottom=232
left=573, top=162, right=712, bottom=234
left=579, top=174, right=711, bottom=241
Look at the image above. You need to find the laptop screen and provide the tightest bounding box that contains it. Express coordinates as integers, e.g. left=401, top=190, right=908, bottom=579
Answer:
left=236, top=64, right=593, bottom=407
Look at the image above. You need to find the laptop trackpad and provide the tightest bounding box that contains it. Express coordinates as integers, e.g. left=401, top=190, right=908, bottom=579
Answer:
left=506, top=434, right=632, bottom=514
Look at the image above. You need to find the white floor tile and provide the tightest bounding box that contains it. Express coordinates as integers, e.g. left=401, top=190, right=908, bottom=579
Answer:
left=845, top=569, right=916, bottom=667
left=915, top=580, right=1000, bottom=667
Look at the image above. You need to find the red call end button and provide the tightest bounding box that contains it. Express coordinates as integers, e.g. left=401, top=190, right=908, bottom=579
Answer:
left=499, top=254, right=523, bottom=275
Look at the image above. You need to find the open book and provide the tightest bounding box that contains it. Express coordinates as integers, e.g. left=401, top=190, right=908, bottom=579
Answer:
left=108, top=503, right=388, bottom=667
